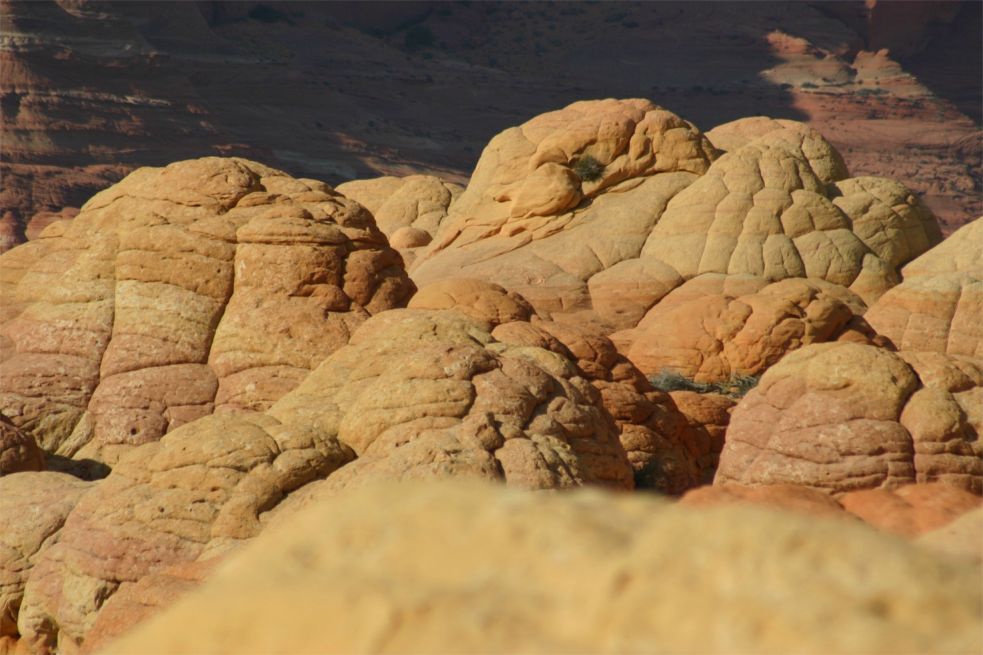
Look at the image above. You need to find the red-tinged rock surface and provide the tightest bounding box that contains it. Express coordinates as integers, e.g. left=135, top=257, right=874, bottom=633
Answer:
left=680, top=482, right=849, bottom=519
left=1, top=1, right=977, bottom=251
left=0, top=472, right=93, bottom=647
left=716, top=342, right=982, bottom=495
left=0, top=157, right=415, bottom=471
left=78, top=558, right=222, bottom=655
left=839, top=483, right=982, bottom=538
left=613, top=275, right=874, bottom=381
left=409, top=278, right=708, bottom=491
left=15, top=412, right=353, bottom=654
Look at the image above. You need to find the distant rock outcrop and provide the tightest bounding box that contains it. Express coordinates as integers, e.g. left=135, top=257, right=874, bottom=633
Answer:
left=0, top=157, right=415, bottom=470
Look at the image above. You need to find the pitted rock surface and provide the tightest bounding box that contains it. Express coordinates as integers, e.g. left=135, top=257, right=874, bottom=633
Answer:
left=409, top=279, right=705, bottom=492
left=0, top=472, right=93, bottom=643
left=15, top=412, right=353, bottom=654
left=268, top=309, right=634, bottom=492
left=105, top=481, right=982, bottom=655
left=716, top=343, right=982, bottom=495
left=0, top=157, right=414, bottom=468
left=705, top=116, right=849, bottom=184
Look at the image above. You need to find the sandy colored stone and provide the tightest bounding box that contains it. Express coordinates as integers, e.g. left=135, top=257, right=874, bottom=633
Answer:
left=639, top=125, right=940, bottom=306
left=15, top=412, right=353, bottom=654
left=615, top=275, right=867, bottom=380
left=0, top=416, right=43, bottom=476
left=917, top=507, right=983, bottom=562
left=107, top=480, right=982, bottom=655
left=716, top=343, right=982, bottom=495
left=412, top=99, right=716, bottom=326
left=268, top=309, right=634, bottom=493
left=840, top=484, right=982, bottom=538
left=0, top=157, right=414, bottom=468
left=408, top=278, right=533, bottom=327
left=335, top=175, right=462, bottom=240
left=408, top=279, right=704, bottom=492
left=679, top=482, right=849, bottom=519
left=705, top=116, right=849, bottom=184
left=865, top=218, right=982, bottom=357
left=0, top=473, right=93, bottom=642
left=79, top=558, right=221, bottom=655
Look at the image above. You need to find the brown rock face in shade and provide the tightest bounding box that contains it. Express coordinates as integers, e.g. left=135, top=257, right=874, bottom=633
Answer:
left=0, top=415, right=43, bottom=475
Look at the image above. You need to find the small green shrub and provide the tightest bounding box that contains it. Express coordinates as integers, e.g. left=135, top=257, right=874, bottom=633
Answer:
left=572, top=154, right=604, bottom=182
left=648, top=369, right=759, bottom=398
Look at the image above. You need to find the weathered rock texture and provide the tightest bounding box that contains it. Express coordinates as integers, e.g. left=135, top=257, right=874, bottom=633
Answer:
left=0, top=472, right=92, bottom=645
left=613, top=274, right=875, bottom=380
left=336, top=175, right=464, bottom=269
left=268, top=308, right=635, bottom=492
left=408, top=279, right=707, bottom=490
left=15, top=412, right=353, bottom=654
left=0, top=157, right=415, bottom=469
left=410, top=101, right=942, bottom=363
left=865, top=217, right=983, bottom=357
left=106, top=481, right=982, bottom=655
left=411, top=99, right=718, bottom=325
left=716, top=342, right=983, bottom=495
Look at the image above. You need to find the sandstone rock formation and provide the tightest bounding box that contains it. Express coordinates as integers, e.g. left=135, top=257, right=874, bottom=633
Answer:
left=716, top=342, right=982, bottom=495
left=411, top=99, right=718, bottom=324
left=336, top=175, right=463, bottom=268
left=636, top=126, right=941, bottom=308
left=267, top=308, right=635, bottom=492
left=410, top=101, right=942, bottom=366
left=612, top=274, right=874, bottom=380
left=408, top=279, right=707, bottom=490
left=15, top=412, right=353, bottom=654
left=105, top=481, right=982, bottom=655
left=680, top=482, right=849, bottom=519
left=917, top=507, right=983, bottom=562
left=0, top=415, right=43, bottom=475
left=839, top=483, right=982, bottom=537
left=0, top=157, right=415, bottom=469
left=0, top=472, right=93, bottom=645
left=865, top=217, right=982, bottom=357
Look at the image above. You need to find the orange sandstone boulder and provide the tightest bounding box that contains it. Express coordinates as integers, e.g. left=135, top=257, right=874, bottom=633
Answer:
left=839, top=484, right=982, bottom=538
left=0, top=473, right=93, bottom=645
left=411, top=98, right=717, bottom=327
left=0, top=157, right=415, bottom=470
left=614, top=275, right=870, bottom=380
left=716, top=342, right=982, bottom=495
left=865, top=217, right=982, bottom=357
left=15, top=412, right=353, bottom=654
